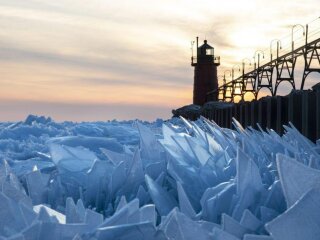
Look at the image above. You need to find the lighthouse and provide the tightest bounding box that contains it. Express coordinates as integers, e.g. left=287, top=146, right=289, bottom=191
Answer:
left=191, top=37, right=220, bottom=105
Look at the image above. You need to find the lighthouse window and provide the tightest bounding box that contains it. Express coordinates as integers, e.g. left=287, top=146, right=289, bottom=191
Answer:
left=206, top=49, right=213, bottom=55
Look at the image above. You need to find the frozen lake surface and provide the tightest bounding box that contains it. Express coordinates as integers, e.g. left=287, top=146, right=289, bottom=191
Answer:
left=0, top=114, right=319, bottom=240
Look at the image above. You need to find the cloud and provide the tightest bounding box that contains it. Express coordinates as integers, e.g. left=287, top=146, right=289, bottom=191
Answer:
left=0, top=46, right=191, bottom=87
left=0, top=0, right=318, bottom=120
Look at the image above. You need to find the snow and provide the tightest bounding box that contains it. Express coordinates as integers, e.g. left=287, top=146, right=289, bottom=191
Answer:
left=33, top=205, right=66, bottom=224
left=0, top=114, right=319, bottom=239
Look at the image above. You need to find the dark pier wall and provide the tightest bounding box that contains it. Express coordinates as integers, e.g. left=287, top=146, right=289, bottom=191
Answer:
left=199, top=87, right=320, bottom=142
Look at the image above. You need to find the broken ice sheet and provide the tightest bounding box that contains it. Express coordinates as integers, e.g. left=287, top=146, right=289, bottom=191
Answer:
left=265, top=187, right=320, bottom=240
left=33, top=205, right=66, bottom=224
left=49, top=144, right=97, bottom=172
left=145, top=175, right=177, bottom=216
left=159, top=208, right=213, bottom=240
left=0, top=115, right=319, bottom=239
left=177, top=181, right=196, bottom=218
left=276, top=153, right=320, bottom=207
left=25, top=168, right=47, bottom=205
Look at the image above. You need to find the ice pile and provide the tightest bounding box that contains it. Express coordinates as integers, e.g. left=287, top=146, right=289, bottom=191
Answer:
left=0, top=115, right=319, bottom=239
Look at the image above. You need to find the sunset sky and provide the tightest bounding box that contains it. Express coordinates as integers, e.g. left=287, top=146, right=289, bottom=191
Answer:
left=0, top=0, right=319, bottom=121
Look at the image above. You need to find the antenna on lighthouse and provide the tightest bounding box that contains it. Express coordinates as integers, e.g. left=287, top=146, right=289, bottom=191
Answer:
left=191, top=41, right=195, bottom=58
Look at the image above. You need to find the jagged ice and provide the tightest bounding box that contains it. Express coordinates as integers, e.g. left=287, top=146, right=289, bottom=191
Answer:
left=0, top=114, right=319, bottom=239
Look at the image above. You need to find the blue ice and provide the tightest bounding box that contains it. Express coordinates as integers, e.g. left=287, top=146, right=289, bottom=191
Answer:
left=0, top=114, right=318, bottom=239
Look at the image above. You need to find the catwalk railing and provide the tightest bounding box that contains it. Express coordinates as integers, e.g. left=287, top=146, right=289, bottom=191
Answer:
left=207, top=17, right=320, bottom=102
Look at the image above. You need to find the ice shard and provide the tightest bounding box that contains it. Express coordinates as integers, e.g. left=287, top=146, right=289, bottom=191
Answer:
left=25, top=168, right=47, bottom=205
left=265, top=187, right=320, bottom=240
left=177, top=181, right=196, bottom=218
left=119, top=149, right=144, bottom=197
left=49, top=144, right=96, bottom=173
left=33, top=205, right=66, bottom=224
left=145, top=175, right=177, bottom=216
left=276, top=153, right=320, bottom=207
left=0, top=192, right=27, bottom=236
left=212, top=228, right=240, bottom=240
left=84, top=209, right=103, bottom=228
left=222, top=213, right=251, bottom=239
left=240, top=209, right=262, bottom=232
left=160, top=208, right=212, bottom=240
left=65, top=197, right=81, bottom=223
left=99, top=199, right=140, bottom=227
left=232, top=148, right=263, bottom=220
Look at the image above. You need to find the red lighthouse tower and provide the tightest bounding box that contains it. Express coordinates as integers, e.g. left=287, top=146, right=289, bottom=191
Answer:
left=191, top=37, right=220, bottom=105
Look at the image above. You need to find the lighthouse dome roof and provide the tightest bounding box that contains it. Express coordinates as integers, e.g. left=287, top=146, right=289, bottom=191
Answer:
left=199, top=40, right=214, bottom=49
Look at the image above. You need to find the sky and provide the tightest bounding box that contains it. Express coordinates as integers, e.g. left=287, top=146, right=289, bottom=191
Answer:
left=0, top=0, right=319, bottom=121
